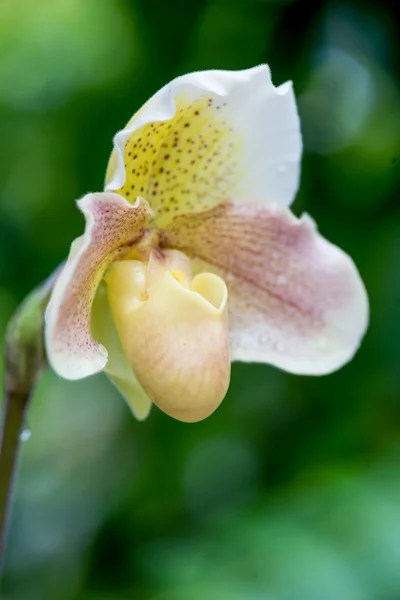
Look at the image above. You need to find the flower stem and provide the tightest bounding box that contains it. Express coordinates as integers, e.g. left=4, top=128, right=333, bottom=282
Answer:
left=0, top=389, right=32, bottom=575
left=0, top=268, right=59, bottom=582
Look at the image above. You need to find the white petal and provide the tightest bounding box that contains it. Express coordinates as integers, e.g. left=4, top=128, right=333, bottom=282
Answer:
left=105, top=65, right=301, bottom=209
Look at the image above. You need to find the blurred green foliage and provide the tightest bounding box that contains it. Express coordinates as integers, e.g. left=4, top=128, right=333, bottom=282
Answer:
left=0, top=0, right=399, bottom=599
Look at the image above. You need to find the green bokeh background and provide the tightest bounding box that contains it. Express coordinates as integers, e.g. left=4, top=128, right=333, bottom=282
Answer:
left=0, top=0, right=399, bottom=599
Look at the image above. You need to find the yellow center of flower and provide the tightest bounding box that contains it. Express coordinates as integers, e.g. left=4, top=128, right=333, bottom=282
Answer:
left=106, top=95, right=242, bottom=225
left=105, top=249, right=230, bottom=422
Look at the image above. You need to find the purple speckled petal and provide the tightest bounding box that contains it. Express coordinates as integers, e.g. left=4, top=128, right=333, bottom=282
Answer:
left=45, top=192, right=150, bottom=380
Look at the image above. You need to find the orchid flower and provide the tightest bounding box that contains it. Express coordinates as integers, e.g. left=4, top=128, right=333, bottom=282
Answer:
left=44, top=66, right=368, bottom=423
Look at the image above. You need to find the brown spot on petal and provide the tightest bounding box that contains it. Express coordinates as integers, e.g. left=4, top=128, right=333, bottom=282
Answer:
left=112, top=95, right=242, bottom=222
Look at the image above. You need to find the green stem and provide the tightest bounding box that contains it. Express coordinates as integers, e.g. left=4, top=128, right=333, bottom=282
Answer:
left=0, top=389, right=32, bottom=576
left=0, top=268, right=59, bottom=582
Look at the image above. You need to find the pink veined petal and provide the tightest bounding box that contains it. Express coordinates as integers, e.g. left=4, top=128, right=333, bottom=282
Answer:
left=164, top=202, right=369, bottom=375
left=45, top=192, right=150, bottom=380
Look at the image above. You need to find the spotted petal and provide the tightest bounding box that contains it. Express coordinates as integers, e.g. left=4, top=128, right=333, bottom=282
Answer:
left=45, top=192, right=150, bottom=380
left=106, top=65, right=301, bottom=224
left=164, top=202, right=369, bottom=375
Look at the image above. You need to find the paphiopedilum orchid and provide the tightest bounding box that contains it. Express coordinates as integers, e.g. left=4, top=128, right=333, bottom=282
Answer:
left=44, top=65, right=368, bottom=423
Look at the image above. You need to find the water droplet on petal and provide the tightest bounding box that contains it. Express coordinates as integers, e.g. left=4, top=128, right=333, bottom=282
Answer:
left=276, top=275, right=287, bottom=285
left=20, top=428, right=31, bottom=442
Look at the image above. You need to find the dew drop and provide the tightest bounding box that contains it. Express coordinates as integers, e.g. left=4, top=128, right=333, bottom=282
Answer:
left=276, top=274, right=287, bottom=285
left=20, top=428, right=31, bottom=442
